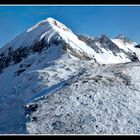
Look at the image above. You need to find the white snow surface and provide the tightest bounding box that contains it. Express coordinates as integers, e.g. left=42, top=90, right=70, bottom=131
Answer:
left=26, top=62, right=140, bottom=134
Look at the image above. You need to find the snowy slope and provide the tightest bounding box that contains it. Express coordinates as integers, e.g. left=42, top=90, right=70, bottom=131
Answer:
left=25, top=62, right=140, bottom=134
left=111, top=35, right=140, bottom=60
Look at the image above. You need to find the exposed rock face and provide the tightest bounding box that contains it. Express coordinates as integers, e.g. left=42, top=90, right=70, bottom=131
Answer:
left=135, top=44, right=140, bottom=48
left=115, top=34, right=134, bottom=44
left=0, top=37, right=64, bottom=72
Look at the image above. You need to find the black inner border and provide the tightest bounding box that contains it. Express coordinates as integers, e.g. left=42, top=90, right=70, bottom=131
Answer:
left=0, top=0, right=140, bottom=4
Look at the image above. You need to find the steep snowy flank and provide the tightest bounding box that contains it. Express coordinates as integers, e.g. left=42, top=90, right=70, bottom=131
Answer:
left=112, top=34, right=140, bottom=59
left=28, top=17, right=97, bottom=59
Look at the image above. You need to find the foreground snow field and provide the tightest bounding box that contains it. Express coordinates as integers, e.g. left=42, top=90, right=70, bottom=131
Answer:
left=25, top=62, right=140, bottom=134
left=0, top=17, right=140, bottom=134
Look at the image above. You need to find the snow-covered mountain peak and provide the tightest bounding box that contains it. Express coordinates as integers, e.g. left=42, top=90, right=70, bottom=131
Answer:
left=0, top=17, right=75, bottom=54
left=115, top=34, right=125, bottom=39
left=27, top=17, right=72, bottom=34
left=100, top=34, right=110, bottom=42
left=27, top=19, right=51, bottom=32
left=47, top=17, right=72, bottom=32
left=114, top=34, right=135, bottom=44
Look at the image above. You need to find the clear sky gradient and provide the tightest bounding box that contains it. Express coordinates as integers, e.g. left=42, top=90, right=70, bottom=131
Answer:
left=0, top=5, right=140, bottom=47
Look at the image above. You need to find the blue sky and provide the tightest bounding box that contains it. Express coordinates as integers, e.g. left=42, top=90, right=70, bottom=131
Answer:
left=0, top=5, right=140, bottom=47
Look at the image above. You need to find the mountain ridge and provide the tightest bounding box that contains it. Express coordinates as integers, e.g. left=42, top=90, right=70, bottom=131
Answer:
left=1, top=17, right=140, bottom=70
